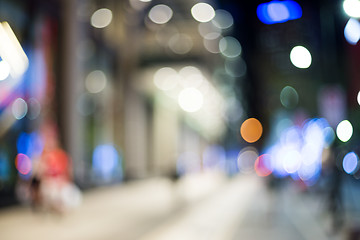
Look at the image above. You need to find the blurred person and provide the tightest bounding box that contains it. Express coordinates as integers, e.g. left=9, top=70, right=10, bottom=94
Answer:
left=38, top=122, right=82, bottom=214
left=30, top=176, right=41, bottom=206
left=29, top=168, right=42, bottom=211
left=15, top=156, right=43, bottom=208
left=15, top=122, right=82, bottom=214
left=322, top=145, right=344, bottom=234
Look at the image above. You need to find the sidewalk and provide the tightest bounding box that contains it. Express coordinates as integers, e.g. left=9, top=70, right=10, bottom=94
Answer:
left=0, top=171, right=227, bottom=240
left=140, top=174, right=259, bottom=240
left=0, top=172, right=344, bottom=240
left=232, top=180, right=344, bottom=240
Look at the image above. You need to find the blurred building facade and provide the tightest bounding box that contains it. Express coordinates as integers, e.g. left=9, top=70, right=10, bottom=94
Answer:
left=0, top=0, right=238, bottom=206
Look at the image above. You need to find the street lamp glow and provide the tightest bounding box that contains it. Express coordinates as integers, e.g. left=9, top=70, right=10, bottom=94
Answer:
left=191, top=3, right=215, bottom=23
left=0, top=22, right=29, bottom=78
left=336, top=120, right=353, bottom=142
left=178, top=88, right=203, bottom=112
left=343, top=0, right=360, bottom=18
left=290, top=46, right=312, bottom=68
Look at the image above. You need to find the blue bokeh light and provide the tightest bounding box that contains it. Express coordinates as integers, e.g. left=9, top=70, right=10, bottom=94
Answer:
left=257, top=3, right=274, bottom=24
left=17, top=132, right=32, bottom=155
left=323, top=127, right=335, bottom=147
left=344, top=18, right=360, bottom=45
left=257, top=0, right=302, bottom=24
left=264, top=117, right=328, bottom=185
left=92, top=144, right=121, bottom=181
left=343, top=152, right=358, bottom=174
left=285, top=0, right=302, bottom=20
left=267, top=2, right=290, bottom=23
left=16, top=131, right=44, bottom=158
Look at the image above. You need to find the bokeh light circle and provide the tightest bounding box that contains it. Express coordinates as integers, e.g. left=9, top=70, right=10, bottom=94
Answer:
left=282, top=149, right=302, bottom=174
left=15, top=153, right=32, bottom=175
left=12, top=98, right=28, bottom=120
left=268, top=2, right=290, bottom=22
left=212, top=9, right=234, bottom=30
left=149, top=4, right=173, bottom=24
left=129, top=0, right=151, bottom=11
left=240, top=118, right=263, bottom=143
left=344, top=18, right=360, bottom=45
left=343, top=152, right=358, bottom=174
left=191, top=3, right=215, bottom=23
left=237, top=147, right=259, bottom=173
left=153, top=67, right=178, bottom=90
left=203, top=37, right=221, bottom=54
left=219, top=36, right=242, bottom=58
left=254, top=154, right=273, bottom=177
left=343, top=0, right=360, bottom=18
left=168, top=34, right=193, bottom=54
left=290, top=46, right=312, bottom=69
left=257, top=1, right=302, bottom=24
left=178, top=66, right=203, bottom=88
left=91, top=8, right=113, bottom=28
left=85, top=70, right=107, bottom=93
left=336, top=120, right=353, bottom=142
left=92, top=144, right=119, bottom=178
left=280, top=86, right=299, bottom=109
left=178, top=88, right=203, bottom=112
left=27, top=98, right=41, bottom=120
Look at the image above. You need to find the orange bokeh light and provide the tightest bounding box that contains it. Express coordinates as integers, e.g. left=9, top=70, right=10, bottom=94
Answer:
left=240, top=118, right=263, bottom=143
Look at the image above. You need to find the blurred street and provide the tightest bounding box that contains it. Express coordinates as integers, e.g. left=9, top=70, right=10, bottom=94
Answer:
left=0, top=172, right=346, bottom=240
left=1, top=0, right=360, bottom=239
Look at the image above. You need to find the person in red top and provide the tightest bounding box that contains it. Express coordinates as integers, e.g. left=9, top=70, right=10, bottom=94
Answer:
left=36, top=122, right=77, bottom=213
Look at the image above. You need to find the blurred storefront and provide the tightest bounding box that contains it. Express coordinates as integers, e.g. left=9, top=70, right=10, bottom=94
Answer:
left=0, top=0, right=236, bottom=206
left=0, top=0, right=63, bottom=205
